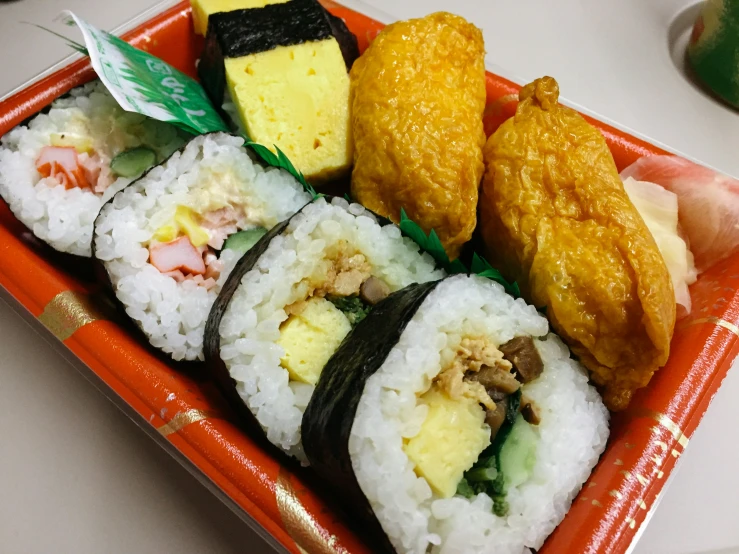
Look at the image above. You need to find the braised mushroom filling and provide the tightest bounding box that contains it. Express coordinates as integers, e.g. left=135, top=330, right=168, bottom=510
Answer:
left=436, top=336, right=543, bottom=442
left=403, top=334, right=545, bottom=517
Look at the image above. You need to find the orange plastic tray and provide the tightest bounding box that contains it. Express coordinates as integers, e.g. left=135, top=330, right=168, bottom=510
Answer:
left=1, top=2, right=737, bottom=553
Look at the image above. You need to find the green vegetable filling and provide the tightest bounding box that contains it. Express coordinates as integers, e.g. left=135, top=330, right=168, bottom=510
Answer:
left=456, top=389, right=538, bottom=517
left=223, top=227, right=268, bottom=254
left=110, top=146, right=157, bottom=178
left=326, top=295, right=371, bottom=327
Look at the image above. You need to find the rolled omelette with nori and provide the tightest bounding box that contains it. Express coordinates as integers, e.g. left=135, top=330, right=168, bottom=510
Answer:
left=204, top=196, right=443, bottom=462
left=198, top=0, right=353, bottom=183
left=93, top=133, right=311, bottom=361
left=302, top=274, right=609, bottom=554
left=479, top=76, right=676, bottom=411
left=191, top=0, right=359, bottom=70
left=191, top=0, right=289, bottom=36
left=349, top=12, right=487, bottom=260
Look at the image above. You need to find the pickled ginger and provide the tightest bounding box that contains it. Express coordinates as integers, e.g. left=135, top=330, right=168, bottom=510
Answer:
left=621, top=155, right=739, bottom=272
left=622, top=176, right=697, bottom=316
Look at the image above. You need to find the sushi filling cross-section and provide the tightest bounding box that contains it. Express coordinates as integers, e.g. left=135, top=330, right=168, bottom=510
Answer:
left=93, top=133, right=311, bottom=361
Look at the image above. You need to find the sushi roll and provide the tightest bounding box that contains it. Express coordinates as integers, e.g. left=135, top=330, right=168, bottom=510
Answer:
left=93, top=132, right=311, bottom=361
left=204, top=197, right=443, bottom=461
left=302, top=275, right=610, bottom=553
left=0, top=80, right=186, bottom=256
left=199, top=0, right=353, bottom=183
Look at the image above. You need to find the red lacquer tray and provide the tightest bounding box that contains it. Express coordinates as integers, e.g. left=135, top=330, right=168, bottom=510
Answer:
left=1, top=2, right=737, bottom=553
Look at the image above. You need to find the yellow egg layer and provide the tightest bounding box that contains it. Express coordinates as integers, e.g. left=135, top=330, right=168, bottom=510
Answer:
left=403, top=387, right=491, bottom=498
left=277, top=297, right=351, bottom=385
left=225, top=39, right=352, bottom=183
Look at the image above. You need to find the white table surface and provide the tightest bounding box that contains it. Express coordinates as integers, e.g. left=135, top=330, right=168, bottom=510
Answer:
left=1, top=1, right=739, bottom=553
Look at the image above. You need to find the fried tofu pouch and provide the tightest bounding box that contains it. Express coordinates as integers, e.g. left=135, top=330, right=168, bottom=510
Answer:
left=349, top=12, right=486, bottom=260
left=480, top=76, right=675, bottom=411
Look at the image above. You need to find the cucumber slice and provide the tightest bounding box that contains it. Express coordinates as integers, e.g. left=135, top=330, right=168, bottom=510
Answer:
left=110, top=147, right=157, bottom=178
left=223, top=227, right=268, bottom=254
left=499, top=415, right=538, bottom=488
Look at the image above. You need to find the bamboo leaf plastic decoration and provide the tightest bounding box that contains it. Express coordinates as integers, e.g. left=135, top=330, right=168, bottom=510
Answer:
left=399, top=209, right=521, bottom=296
left=27, top=23, right=88, bottom=55
left=471, top=253, right=521, bottom=297
left=399, top=208, right=470, bottom=274
left=399, top=207, right=461, bottom=273
left=245, top=141, right=319, bottom=200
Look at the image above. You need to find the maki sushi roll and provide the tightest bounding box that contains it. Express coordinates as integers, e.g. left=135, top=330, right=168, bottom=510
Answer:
left=204, top=197, right=443, bottom=461
left=93, top=132, right=311, bottom=361
left=303, top=275, right=610, bottom=553
left=0, top=81, right=186, bottom=256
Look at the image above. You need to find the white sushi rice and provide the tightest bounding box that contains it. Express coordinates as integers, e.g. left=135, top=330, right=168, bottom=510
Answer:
left=94, top=133, right=311, bottom=361
left=349, top=275, right=610, bottom=554
left=0, top=81, right=184, bottom=256
left=218, top=197, right=444, bottom=461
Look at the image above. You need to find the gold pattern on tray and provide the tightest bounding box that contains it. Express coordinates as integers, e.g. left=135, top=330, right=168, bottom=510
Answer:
left=678, top=316, right=739, bottom=337
left=38, top=290, right=112, bottom=341
left=631, top=409, right=690, bottom=448
left=609, top=490, right=623, bottom=500
left=591, top=499, right=603, bottom=507
left=638, top=500, right=648, bottom=510
left=625, top=517, right=636, bottom=530
left=157, top=409, right=221, bottom=436
left=276, top=468, right=342, bottom=554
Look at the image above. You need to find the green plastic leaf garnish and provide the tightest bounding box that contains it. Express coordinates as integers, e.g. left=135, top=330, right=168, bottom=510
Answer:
left=399, top=208, right=462, bottom=273
left=398, top=209, right=521, bottom=296
left=27, top=23, right=88, bottom=55
left=447, top=259, right=468, bottom=274
left=471, top=253, right=520, bottom=298
left=245, top=141, right=319, bottom=200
